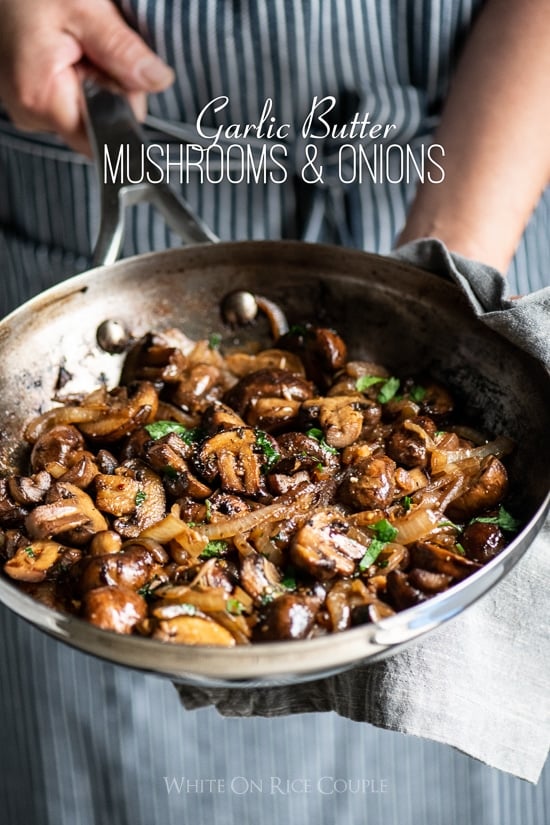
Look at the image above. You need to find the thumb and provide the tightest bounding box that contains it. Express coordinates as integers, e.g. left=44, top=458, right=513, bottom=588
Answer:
left=71, top=1, right=174, bottom=92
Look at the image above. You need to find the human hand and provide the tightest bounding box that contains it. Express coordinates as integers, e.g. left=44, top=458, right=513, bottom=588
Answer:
left=0, top=0, right=174, bottom=154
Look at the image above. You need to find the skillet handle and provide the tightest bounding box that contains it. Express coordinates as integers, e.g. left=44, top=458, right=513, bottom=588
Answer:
left=83, top=79, right=218, bottom=267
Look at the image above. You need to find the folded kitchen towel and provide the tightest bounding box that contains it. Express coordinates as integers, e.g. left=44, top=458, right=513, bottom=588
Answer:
left=176, top=240, right=550, bottom=784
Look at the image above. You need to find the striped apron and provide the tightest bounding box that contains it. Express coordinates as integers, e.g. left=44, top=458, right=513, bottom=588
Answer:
left=1, top=3, right=548, bottom=823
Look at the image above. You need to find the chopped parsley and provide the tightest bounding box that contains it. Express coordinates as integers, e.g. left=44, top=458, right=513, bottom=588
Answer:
left=24, top=546, right=35, bottom=558
left=439, top=519, right=461, bottom=531
left=138, top=575, right=161, bottom=599
left=377, top=376, right=401, bottom=404
left=409, top=385, right=426, bottom=403
left=135, top=490, right=147, bottom=506
left=355, top=375, right=386, bottom=392
left=288, top=324, right=310, bottom=337
left=402, top=495, right=412, bottom=512
left=255, top=430, right=281, bottom=470
left=371, top=518, right=398, bottom=543
left=199, top=540, right=228, bottom=559
left=208, top=332, right=222, bottom=350
left=454, top=543, right=466, bottom=556
left=281, top=575, right=297, bottom=591
left=162, top=466, right=178, bottom=479
left=359, top=539, right=386, bottom=571
left=226, top=598, right=244, bottom=615
left=145, top=420, right=201, bottom=444
left=204, top=499, right=212, bottom=523
left=306, top=427, right=339, bottom=455
left=470, top=506, right=521, bottom=533
left=435, top=430, right=446, bottom=437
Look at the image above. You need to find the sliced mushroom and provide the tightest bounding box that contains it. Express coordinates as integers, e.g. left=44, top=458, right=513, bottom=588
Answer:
left=152, top=613, right=236, bottom=646
left=25, top=482, right=108, bottom=545
left=300, top=396, right=378, bottom=449
left=144, top=434, right=211, bottom=499
left=82, top=585, right=147, bottom=634
left=193, top=427, right=271, bottom=499
left=106, top=460, right=166, bottom=538
left=275, top=431, right=340, bottom=474
left=446, top=456, right=508, bottom=521
left=386, top=570, right=428, bottom=609
left=276, top=326, right=347, bottom=389
left=58, top=451, right=99, bottom=489
left=386, top=417, right=436, bottom=469
left=169, top=363, right=226, bottom=414
left=95, top=473, right=141, bottom=517
left=30, top=424, right=85, bottom=475
left=202, top=402, right=247, bottom=434
left=8, top=471, right=51, bottom=505
left=410, top=541, right=481, bottom=580
left=407, top=568, right=453, bottom=593
left=0, top=479, right=30, bottom=526
left=326, top=578, right=375, bottom=632
left=339, top=455, right=396, bottom=510
left=225, top=348, right=306, bottom=378
left=290, top=509, right=367, bottom=580
left=120, top=333, right=187, bottom=385
left=239, top=552, right=281, bottom=602
left=4, top=540, right=80, bottom=583
left=420, top=381, right=454, bottom=418
left=223, top=369, right=313, bottom=429
left=255, top=594, right=315, bottom=641
left=244, top=397, right=303, bottom=433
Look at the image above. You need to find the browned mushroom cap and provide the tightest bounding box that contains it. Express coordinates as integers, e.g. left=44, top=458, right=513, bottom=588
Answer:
left=407, top=568, right=453, bottom=593
left=254, top=594, right=315, bottom=641
left=275, top=432, right=340, bottom=474
left=0, top=479, right=30, bottom=526
left=193, top=427, right=272, bottom=499
left=276, top=326, right=347, bottom=389
left=78, top=382, right=159, bottom=442
left=82, top=586, right=147, bottom=634
left=328, top=360, right=389, bottom=397
left=120, top=333, right=187, bottom=385
left=326, top=578, right=375, bottom=632
left=89, top=530, right=123, bottom=557
left=386, top=417, right=436, bottom=469
left=30, top=424, right=85, bottom=475
left=244, top=397, right=303, bottom=433
left=25, top=482, right=108, bottom=545
left=339, top=455, right=396, bottom=510
left=420, top=381, right=454, bottom=418
left=202, top=403, right=247, bottom=434
left=461, top=520, right=507, bottom=563
left=223, top=368, right=314, bottom=426
left=152, top=613, right=237, bottom=646
left=386, top=570, right=428, bottom=609
left=143, top=434, right=211, bottom=499
left=409, top=541, right=481, bottom=580
left=4, top=540, right=81, bottom=583
left=290, top=509, right=367, bottom=580
left=446, top=455, right=508, bottom=521
left=239, top=552, right=282, bottom=603
left=58, top=451, right=99, bottom=489
left=169, top=362, right=227, bottom=414
left=104, top=460, right=166, bottom=539
left=80, top=545, right=160, bottom=592
left=8, top=471, right=51, bottom=506
left=300, top=396, right=377, bottom=449
left=225, top=348, right=306, bottom=378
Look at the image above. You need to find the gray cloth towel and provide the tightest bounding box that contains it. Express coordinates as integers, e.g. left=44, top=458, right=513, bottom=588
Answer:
left=176, top=240, right=550, bottom=784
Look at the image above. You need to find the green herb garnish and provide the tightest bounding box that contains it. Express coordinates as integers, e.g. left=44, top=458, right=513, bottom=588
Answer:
left=435, top=430, right=446, bottom=437
left=377, top=377, right=400, bottom=404
left=204, top=499, right=212, bottom=523
left=24, top=546, right=35, bottom=558
left=359, top=539, right=386, bottom=571
left=306, top=427, right=339, bottom=455
left=199, top=540, right=228, bottom=559
left=162, top=466, right=178, bottom=479
left=371, top=518, right=398, bottom=543
left=355, top=375, right=386, bottom=392
left=226, top=598, right=244, bottom=615
left=470, top=506, right=521, bottom=533
left=378, top=560, right=390, bottom=569
left=454, top=543, right=466, bottom=556
left=255, top=430, right=281, bottom=470
left=145, top=420, right=200, bottom=444
left=135, top=490, right=147, bottom=506
left=281, top=576, right=297, bottom=591
left=439, top=519, right=461, bottom=531
left=208, top=332, right=222, bottom=350
left=410, top=385, right=426, bottom=403
left=138, top=575, right=160, bottom=599
left=402, top=495, right=412, bottom=511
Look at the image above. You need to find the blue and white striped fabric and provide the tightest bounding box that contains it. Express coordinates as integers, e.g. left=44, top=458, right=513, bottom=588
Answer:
left=1, top=2, right=549, bottom=823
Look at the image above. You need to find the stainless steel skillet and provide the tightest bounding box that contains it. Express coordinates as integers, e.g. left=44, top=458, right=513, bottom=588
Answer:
left=0, top=87, right=547, bottom=686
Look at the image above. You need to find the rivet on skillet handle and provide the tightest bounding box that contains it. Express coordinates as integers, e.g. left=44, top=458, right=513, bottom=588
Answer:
left=83, top=79, right=218, bottom=268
